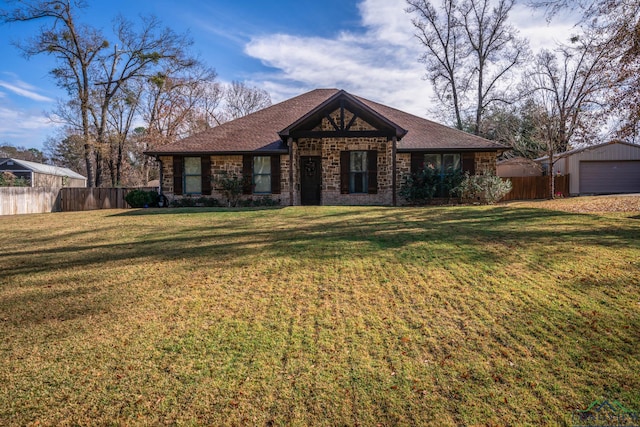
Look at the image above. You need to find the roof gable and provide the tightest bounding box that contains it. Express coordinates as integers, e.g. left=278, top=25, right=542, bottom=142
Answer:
left=145, top=88, right=506, bottom=155
left=278, top=90, right=407, bottom=140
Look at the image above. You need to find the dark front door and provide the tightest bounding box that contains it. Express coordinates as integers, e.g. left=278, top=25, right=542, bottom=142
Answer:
left=300, top=156, right=322, bottom=205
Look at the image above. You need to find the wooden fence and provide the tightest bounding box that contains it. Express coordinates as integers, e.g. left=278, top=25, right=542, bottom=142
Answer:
left=58, top=187, right=156, bottom=212
left=0, top=187, right=61, bottom=215
left=0, top=187, right=157, bottom=215
left=501, top=175, right=570, bottom=201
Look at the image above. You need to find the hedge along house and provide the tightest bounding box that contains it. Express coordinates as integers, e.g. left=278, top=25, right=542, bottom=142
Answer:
left=145, top=89, right=505, bottom=206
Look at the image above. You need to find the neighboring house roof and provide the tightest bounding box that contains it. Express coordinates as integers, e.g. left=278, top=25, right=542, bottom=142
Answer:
left=535, top=140, right=640, bottom=162
left=497, top=157, right=542, bottom=166
left=146, top=89, right=505, bottom=155
left=0, top=158, right=86, bottom=180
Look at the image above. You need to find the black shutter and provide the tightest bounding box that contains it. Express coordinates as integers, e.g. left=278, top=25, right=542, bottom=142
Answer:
left=271, top=155, right=281, bottom=194
left=201, top=156, right=212, bottom=195
left=410, top=152, right=423, bottom=174
left=242, top=155, right=252, bottom=194
left=340, top=151, right=350, bottom=194
left=173, top=156, right=183, bottom=195
left=367, top=150, right=378, bottom=194
left=462, top=152, right=475, bottom=175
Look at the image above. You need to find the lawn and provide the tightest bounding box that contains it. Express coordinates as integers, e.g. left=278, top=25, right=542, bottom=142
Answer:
left=1, top=202, right=639, bottom=426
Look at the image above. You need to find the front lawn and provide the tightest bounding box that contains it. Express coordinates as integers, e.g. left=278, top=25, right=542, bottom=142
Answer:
left=1, top=204, right=638, bottom=425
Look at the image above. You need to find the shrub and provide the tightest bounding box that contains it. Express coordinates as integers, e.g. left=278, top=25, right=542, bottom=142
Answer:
left=400, top=165, right=440, bottom=204
left=125, top=189, right=158, bottom=208
left=400, top=166, right=465, bottom=205
left=0, top=171, right=30, bottom=187
left=168, top=197, right=220, bottom=208
left=454, top=170, right=512, bottom=204
left=213, top=172, right=249, bottom=207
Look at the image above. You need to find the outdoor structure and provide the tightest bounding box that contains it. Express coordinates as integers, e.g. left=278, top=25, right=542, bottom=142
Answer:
left=145, top=89, right=505, bottom=206
left=0, top=158, right=87, bottom=188
left=536, top=141, right=640, bottom=195
left=497, top=157, right=542, bottom=177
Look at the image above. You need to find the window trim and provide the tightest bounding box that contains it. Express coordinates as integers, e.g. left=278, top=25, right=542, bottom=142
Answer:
left=183, top=156, right=203, bottom=195
left=252, top=155, right=272, bottom=194
left=349, top=150, right=368, bottom=194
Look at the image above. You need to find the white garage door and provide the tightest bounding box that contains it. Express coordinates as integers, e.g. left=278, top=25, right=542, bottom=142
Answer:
left=579, top=161, right=640, bottom=194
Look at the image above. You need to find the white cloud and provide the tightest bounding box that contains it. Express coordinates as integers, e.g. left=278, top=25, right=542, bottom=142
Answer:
left=244, top=0, right=434, bottom=118
left=0, top=79, right=54, bottom=103
left=242, top=0, right=581, bottom=121
left=510, top=3, right=578, bottom=52
left=0, top=107, right=60, bottom=147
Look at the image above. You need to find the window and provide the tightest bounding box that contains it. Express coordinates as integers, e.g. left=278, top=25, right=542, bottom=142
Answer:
left=184, top=157, right=202, bottom=194
left=253, top=156, right=271, bottom=193
left=349, top=151, right=368, bottom=193
left=340, top=150, right=377, bottom=194
left=422, top=153, right=461, bottom=176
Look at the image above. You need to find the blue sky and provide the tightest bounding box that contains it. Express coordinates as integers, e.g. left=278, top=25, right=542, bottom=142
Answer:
left=0, top=0, right=575, bottom=151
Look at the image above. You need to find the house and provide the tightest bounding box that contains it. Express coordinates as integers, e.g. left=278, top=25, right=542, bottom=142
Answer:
left=0, top=158, right=87, bottom=188
left=535, top=140, right=640, bottom=195
left=145, top=89, right=505, bottom=206
left=497, top=157, right=542, bottom=177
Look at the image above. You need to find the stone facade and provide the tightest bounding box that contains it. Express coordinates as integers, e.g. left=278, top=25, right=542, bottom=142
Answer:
left=158, top=108, right=497, bottom=206
left=475, top=152, right=496, bottom=174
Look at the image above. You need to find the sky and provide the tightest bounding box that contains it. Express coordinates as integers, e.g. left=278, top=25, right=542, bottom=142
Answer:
left=0, top=0, right=578, bottom=151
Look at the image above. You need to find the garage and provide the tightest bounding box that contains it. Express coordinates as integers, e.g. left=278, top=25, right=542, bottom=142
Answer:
left=579, top=161, right=640, bottom=194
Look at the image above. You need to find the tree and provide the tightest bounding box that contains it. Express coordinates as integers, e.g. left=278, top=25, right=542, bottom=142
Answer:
left=1, top=1, right=197, bottom=187
left=524, top=34, right=615, bottom=196
left=406, top=0, right=528, bottom=134
left=2, top=0, right=107, bottom=187
left=223, top=81, right=272, bottom=120
left=44, top=132, right=87, bottom=175
left=0, top=144, right=48, bottom=163
left=530, top=0, right=640, bottom=140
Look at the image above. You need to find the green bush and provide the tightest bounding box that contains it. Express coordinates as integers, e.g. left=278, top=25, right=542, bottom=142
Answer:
left=0, top=171, right=30, bottom=187
left=169, top=197, right=220, bottom=208
left=213, top=172, right=250, bottom=207
left=125, top=189, right=158, bottom=208
left=400, top=166, right=465, bottom=205
left=454, top=170, right=512, bottom=204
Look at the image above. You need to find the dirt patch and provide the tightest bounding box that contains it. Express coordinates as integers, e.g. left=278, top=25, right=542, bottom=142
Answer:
left=506, top=195, right=640, bottom=213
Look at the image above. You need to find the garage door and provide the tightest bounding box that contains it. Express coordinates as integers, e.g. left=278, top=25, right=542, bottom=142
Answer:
left=579, top=161, right=640, bottom=194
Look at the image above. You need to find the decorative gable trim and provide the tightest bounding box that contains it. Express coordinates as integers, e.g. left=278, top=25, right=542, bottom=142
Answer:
left=278, top=90, right=407, bottom=141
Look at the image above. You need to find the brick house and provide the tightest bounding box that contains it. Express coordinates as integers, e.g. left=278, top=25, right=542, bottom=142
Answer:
left=145, top=89, right=505, bottom=206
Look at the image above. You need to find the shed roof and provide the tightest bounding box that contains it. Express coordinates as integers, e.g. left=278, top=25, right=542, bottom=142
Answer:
left=146, top=89, right=505, bottom=155
left=0, top=158, right=86, bottom=180
left=535, top=140, right=640, bottom=162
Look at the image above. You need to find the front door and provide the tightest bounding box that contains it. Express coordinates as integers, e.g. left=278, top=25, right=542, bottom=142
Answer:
left=300, top=156, right=322, bottom=205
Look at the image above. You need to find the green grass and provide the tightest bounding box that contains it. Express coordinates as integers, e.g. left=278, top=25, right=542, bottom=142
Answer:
left=1, top=205, right=639, bottom=426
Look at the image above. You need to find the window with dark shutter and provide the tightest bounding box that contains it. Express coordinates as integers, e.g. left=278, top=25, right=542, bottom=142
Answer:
left=340, top=151, right=350, bottom=194
left=242, top=155, right=252, bottom=194
left=201, top=156, right=212, bottom=195
left=271, top=155, right=281, bottom=194
left=410, top=152, right=423, bottom=174
left=173, top=156, right=183, bottom=195
left=367, top=150, right=378, bottom=194
left=462, top=153, right=475, bottom=175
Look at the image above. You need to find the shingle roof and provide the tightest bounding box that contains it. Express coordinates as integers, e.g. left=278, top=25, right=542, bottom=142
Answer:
left=0, top=158, right=86, bottom=180
left=146, top=88, right=505, bottom=155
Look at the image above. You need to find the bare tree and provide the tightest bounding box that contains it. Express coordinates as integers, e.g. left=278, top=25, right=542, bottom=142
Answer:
left=525, top=35, right=615, bottom=196
left=406, top=0, right=467, bottom=130
left=2, top=0, right=107, bottom=186
left=223, top=81, right=272, bottom=120
left=530, top=0, right=640, bottom=140
left=407, top=0, right=528, bottom=134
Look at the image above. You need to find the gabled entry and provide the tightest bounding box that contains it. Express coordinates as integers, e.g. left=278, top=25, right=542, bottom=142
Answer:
left=278, top=90, right=408, bottom=141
